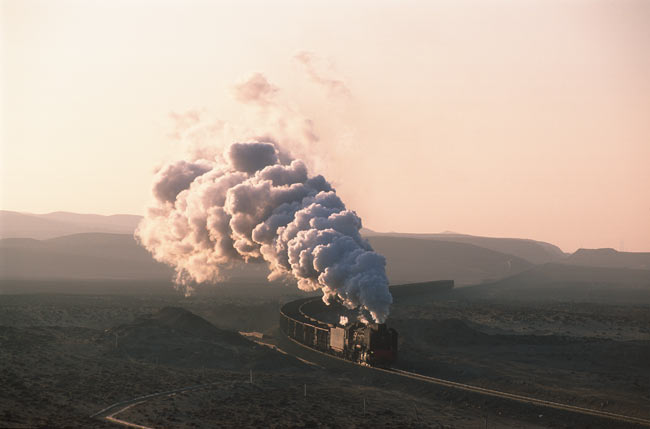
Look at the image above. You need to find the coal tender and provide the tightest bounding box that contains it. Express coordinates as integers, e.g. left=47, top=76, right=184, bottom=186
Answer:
left=280, top=298, right=398, bottom=367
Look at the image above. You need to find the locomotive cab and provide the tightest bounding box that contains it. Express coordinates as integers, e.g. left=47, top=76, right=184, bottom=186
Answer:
left=366, top=323, right=398, bottom=366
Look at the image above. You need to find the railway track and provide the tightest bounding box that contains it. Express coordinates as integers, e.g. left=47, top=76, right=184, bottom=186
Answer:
left=90, top=381, right=222, bottom=427
left=383, top=367, right=650, bottom=427
left=93, top=297, right=648, bottom=428
left=284, top=298, right=650, bottom=428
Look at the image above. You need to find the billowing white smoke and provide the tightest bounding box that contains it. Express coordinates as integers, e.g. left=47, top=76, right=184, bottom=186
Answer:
left=136, top=141, right=393, bottom=322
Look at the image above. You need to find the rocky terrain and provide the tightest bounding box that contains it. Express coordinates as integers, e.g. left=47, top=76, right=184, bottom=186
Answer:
left=389, top=304, right=650, bottom=420
left=1, top=290, right=649, bottom=428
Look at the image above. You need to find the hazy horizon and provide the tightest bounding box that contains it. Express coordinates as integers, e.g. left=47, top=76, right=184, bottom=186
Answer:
left=4, top=209, right=650, bottom=256
left=2, top=0, right=649, bottom=253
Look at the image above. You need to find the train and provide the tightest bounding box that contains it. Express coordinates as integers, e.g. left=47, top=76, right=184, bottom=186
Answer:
left=279, top=297, right=398, bottom=367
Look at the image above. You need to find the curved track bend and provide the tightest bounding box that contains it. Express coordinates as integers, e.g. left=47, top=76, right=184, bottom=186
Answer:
left=287, top=298, right=650, bottom=428
left=90, top=382, right=222, bottom=428
left=92, top=297, right=650, bottom=428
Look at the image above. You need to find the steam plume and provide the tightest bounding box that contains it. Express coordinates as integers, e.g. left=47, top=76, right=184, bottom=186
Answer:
left=295, top=51, right=351, bottom=98
left=136, top=141, right=392, bottom=322
left=233, top=72, right=279, bottom=106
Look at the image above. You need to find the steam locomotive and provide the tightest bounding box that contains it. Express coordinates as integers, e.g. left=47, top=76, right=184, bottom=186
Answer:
left=279, top=298, right=398, bottom=367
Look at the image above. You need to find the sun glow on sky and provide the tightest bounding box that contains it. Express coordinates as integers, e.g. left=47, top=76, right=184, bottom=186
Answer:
left=2, top=0, right=649, bottom=252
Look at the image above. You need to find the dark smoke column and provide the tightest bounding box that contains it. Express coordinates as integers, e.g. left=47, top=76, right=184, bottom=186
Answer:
left=136, top=142, right=393, bottom=322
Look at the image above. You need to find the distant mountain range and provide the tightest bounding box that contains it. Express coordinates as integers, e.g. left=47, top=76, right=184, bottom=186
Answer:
left=4, top=211, right=565, bottom=263
left=361, top=229, right=565, bottom=264
left=461, top=263, right=650, bottom=303
left=367, top=236, right=533, bottom=285
left=0, top=233, right=173, bottom=281
left=0, top=210, right=141, bottom=239
left=562, top=248, right=650, bottom=270
left=0, top=232, right=533, bottom=286
left=1, top=211, right=648, bottom=297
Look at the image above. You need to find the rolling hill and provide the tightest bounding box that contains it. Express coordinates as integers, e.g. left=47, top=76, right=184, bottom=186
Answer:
left=366, top=236, right=533, bottom=285
left=3, top=212, right=648, bottom=298
left=563, top=248, right=650, bottom=270
left=362, top=229, right=565, bottom=264
left=2, top=212, right=565, bottom=266
left=460, top=263, right=650, bottom=303
left=1, top=232, right=536, bottom=288
left=0, top=233, right=173, bottom=280
left=0, top=211, right=142, bottom=240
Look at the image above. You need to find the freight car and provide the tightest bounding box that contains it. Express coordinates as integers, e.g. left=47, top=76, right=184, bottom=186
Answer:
left=279, top=297, right=398, bottom=367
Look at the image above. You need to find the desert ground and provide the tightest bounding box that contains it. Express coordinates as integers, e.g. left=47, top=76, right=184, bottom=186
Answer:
left=1, top=281, right=648, bottom=428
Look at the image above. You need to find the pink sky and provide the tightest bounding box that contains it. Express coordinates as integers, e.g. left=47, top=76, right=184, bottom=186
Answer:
left=2, top=0, right=649, bottom=252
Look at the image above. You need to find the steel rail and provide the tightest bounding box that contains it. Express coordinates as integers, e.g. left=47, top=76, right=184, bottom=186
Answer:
left=282, top=299, right=650, bottom=428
